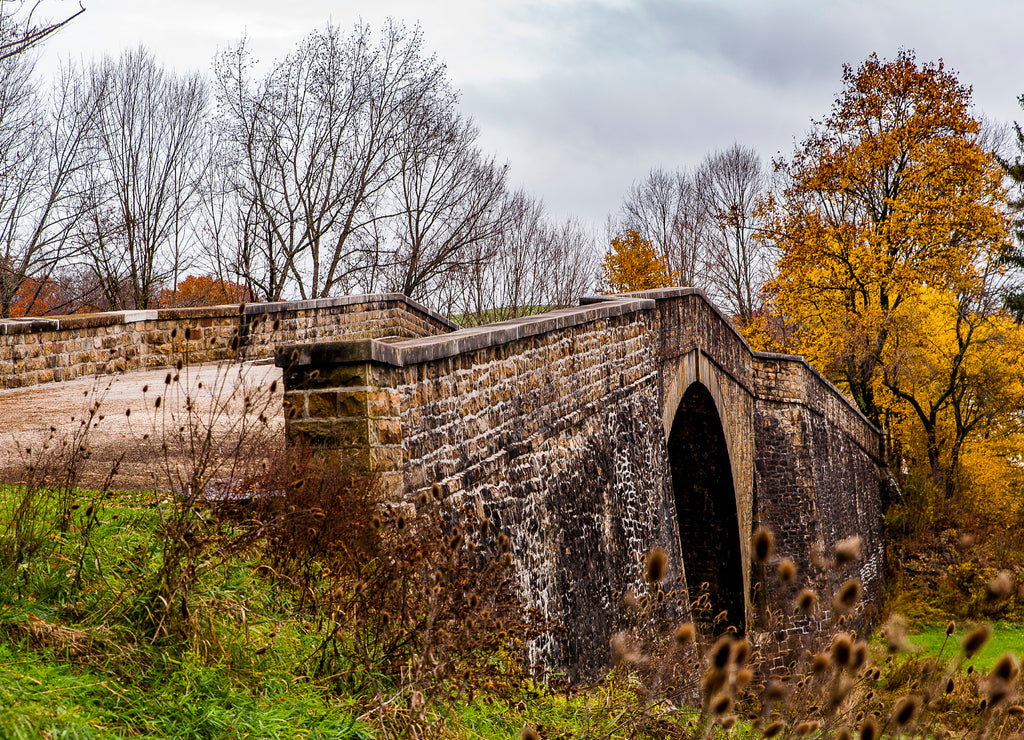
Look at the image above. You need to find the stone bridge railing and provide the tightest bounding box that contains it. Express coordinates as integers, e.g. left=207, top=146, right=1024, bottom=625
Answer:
left=0, top=294, right=454, bottom=389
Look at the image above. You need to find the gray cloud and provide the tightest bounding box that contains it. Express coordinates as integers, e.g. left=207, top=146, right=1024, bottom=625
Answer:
left=34, top=0, right=1024, bottom=227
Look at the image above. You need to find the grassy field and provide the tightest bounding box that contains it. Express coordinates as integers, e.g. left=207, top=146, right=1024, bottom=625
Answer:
left=3, top=476, right=1024, bottom=738
left=0, top=481, right=652, bottom=739
left=0, top=488, right=371, bottom=739
left=905, top=621, right=1024, bottom=672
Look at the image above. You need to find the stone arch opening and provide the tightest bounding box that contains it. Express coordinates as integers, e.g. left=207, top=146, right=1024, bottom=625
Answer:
left=668, top=382, right=745, bottom=636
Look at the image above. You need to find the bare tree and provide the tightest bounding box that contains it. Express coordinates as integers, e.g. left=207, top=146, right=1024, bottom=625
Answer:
left=374, top=95, right=508, bottom=303
left=215, top=22, right=448, bottom=300
left=619, top=167, right=705, bottom=285
left=0, top=53, right=98, bottom=316
left=0, top=0, right=84, bottom=63
left=694, top=143, right=770, bottom=323
left=73, top=48, right=209, bottom=309
left=450, top=192, right=598, bottom=324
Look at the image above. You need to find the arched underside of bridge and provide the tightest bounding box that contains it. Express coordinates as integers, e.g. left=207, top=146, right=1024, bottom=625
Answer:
left=668, top=382, right=746, bottom=636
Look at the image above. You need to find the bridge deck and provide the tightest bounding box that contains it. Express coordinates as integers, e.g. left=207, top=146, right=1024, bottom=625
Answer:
left=0, top=361, right=282, bottom=491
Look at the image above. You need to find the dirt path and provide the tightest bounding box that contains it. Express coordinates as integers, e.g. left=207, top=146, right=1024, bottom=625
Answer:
left=0, top=361, right=284, bottom=491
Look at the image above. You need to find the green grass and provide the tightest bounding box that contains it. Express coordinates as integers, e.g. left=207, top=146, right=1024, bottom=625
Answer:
left=0, top=485, right=373, bottom=739
left=449, top=304, right=557, bottom=327
left=906, top=621, right=1024, bottom=671
left=6, top=479, right=1023, bottom=739
left=0, top=644, right=370, bottom=739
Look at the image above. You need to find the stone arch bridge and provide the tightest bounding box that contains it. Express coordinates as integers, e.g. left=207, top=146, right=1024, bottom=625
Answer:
left=277, top=288, right=886, bottom=680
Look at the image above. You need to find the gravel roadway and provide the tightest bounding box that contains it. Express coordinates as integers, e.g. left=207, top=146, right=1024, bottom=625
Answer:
left=0, top=361, right=284, bottom=492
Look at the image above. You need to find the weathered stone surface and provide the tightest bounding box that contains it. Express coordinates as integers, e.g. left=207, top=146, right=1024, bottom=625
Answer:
left=0, top=294, right=454, bottom=390
left=276, top=288, right=886, bottom=682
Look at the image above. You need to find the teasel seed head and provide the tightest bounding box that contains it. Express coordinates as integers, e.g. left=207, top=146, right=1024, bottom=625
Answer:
left=752, top=527, right=774, bottom=564
left=851, top=640, right=868, bottom=671
left=962, top=624, right=992, bottom=658
left=993, top=653, right=1019, bottom=682
left=732, top=638, right=751, bottom=665
left=988, top=682, right=1009, bottom=707
left=611, top=632, right=640, bottom=666
left=794, top=588, right=818, bottom=615
left=833, top=578, right=862, bottom=613
left=674, top=622, right=695, bottom=646
left=831, top=633, right=853, bottom=667
left=776, top=558, right=797, bottom=583
left=892, top=695, right=919, bottom=728
left=645, top=546, right=669, bottom=583
left=736, top=668, right=753, bottom=690
left=859, top=717, right=878, bottom=740
left=882, top=614, right=909, bottom=653
left=834, top=535, right=863, bottom=566
left=795, top=721, right=819, bottom=736
left=765, top=679, right=787, bottom=702
left=703, top=669, right=728, bottom=700
left=709, top=692, right=732, bottom=716
left=986, top=571, right=1014, bottom=601
left=829, top=676, right=856, bottom=710
left=710, top=635, right=733, bottom=669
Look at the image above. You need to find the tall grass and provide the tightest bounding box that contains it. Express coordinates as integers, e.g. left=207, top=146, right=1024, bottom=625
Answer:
left=0, top=334, right=541, bottom=738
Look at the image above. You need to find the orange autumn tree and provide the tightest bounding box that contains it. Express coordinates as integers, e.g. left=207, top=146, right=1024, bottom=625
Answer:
left=759, top=50, right=1010, bottom=431
left=159, top=274, right=253, bottom=308
left=599, top=230, right=677, bottom=293
left=9, top=275, right=61, bottom=317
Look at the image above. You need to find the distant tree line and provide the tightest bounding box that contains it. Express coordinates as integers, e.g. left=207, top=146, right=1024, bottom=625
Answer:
left=605, top=144, right=772, bottom=325
left=0, top=13, right=599, bottom=321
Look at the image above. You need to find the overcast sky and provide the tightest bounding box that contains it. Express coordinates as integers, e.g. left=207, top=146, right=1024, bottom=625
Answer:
left=34, top=0, right=1024, bottom=228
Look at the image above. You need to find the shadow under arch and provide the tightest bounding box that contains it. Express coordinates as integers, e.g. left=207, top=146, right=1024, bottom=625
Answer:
left=668, top=382, right=745, bottom=636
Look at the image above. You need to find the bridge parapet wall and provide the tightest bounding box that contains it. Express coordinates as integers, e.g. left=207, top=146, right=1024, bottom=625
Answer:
left=751, top=353, right=886, bottom=653
left=0, top=294, right=453, bottom=389
left=277, top=296, right=689, bottom=679
left=275, top=289, right=887, bottom=679
left=753, top=353, right=884, bottom=463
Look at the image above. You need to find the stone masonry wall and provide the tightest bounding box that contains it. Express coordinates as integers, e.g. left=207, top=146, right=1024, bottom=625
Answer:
left=752, top=354, right=886, bottom=652
left=0, top=294, right=453, bottom=389
left=276, top=289, right=887, bottom=680
left=278, top=297, right=693, bottom=681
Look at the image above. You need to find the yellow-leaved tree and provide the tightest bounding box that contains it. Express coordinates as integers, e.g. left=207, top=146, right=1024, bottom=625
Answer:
left=753, top=50, right=1014, bottom=499
left=879, top=279, right=1024, bottom=499
left=599, top=230, right=677, bottom=293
